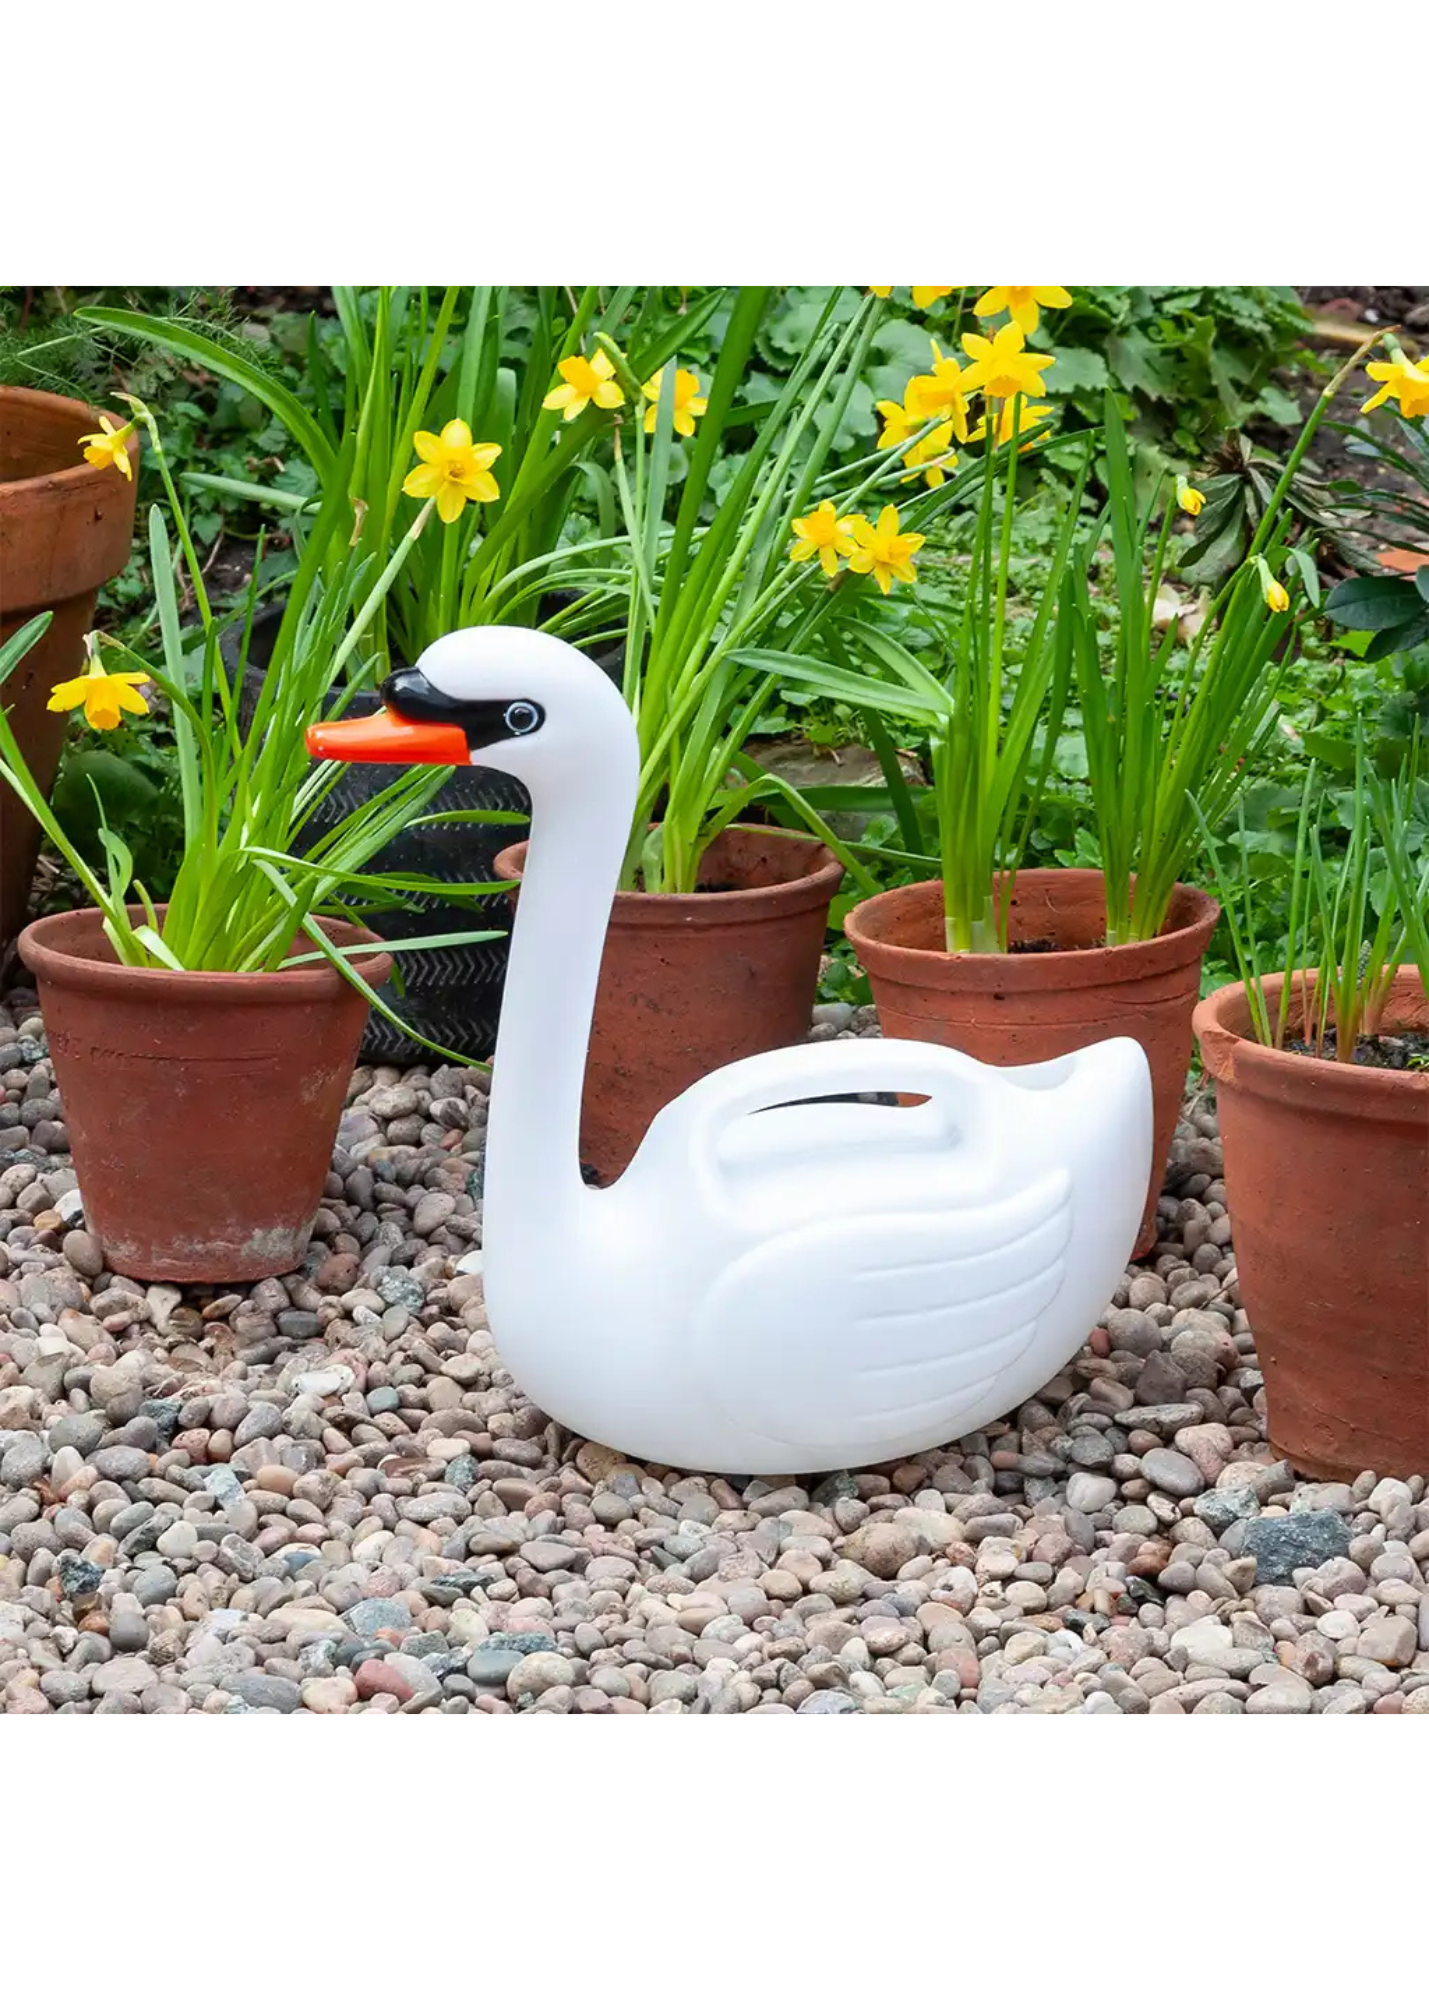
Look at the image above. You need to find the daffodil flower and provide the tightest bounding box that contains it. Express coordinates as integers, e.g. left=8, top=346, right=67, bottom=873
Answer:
left=847, top=505, right=925, bottom=594
left=48, top=653, right=151, bottom=732
left=1177, top=480, right=1206, bottom=517
left=789, top=500, right=858, bottom=577
left=973, top=286, right=1072, bottom=336
left=901, top=422, right=959, bottom=487
left=402, top=420, right=502, bottom=524
left=1256, top=558, right=1290, bottom=613
left=969, top=399, right=1053, bottom=449
left=77, top=414, right=136, bottom=481
left=868, top=286, right=894, bottom=298
left=1362, top=352, right=1429, bottom=420
left=959, top=322, right=1056, bottom=403
left=641, top=367, right=707, bottom=438
left=875, top=399, right=918, bottom=450
left=904, top=340, right=971, bottom=438
left=910, top=287, right=954, bottom=310
left=543, top=349, right=625, bottom=421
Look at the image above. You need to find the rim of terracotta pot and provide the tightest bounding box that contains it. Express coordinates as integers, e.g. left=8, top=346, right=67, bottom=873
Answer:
left=844, top=868, right=1220, bottom=993
left=0, top=385, right=141, bottom=506
left=493, top=822, right=844, bottom=930
left=18, top=905, right=392, bottom=1005
left=1194, top=967, right=1429, bottom=1125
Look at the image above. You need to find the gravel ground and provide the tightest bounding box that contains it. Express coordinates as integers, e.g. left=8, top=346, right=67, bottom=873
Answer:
left=0, top=988, right=1425, bottom=1717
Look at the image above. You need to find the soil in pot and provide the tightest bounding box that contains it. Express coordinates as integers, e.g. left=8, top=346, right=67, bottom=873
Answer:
left=843, top=869, right=1220, bottom=1258
left=1194, top=968, right=1429, bottom=1482
left=225, top=596, right=623, bottom=1064
left=0, top=388, right=139, bottom=946
left=494, top=824, right=844, bottom=1183
left=18, top=907, right=391, bottom=1283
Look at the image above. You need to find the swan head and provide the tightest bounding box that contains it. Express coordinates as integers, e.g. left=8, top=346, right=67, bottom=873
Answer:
left=305, top=625, right=635, bottom=788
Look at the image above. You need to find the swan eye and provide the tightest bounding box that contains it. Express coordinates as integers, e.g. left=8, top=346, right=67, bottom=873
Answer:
left=505, top=700, right=542, bottom=736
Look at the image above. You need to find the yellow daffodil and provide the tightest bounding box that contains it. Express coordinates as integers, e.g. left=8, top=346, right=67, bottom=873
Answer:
left=959, top=322, right=1056, bottom=402
left=875, top=398, right=918, bottom=449
left=543, top=348, right=625, bottom=421
left=1178, top=480, right=1206, bottom=517
left=641, top=367, right=707, bottom=438
left=973, top=285, right=1072, bottom=336
left=901, top=422, right=959, bottom=487
left=847, top=505, right=925, bottom=594
left=1362, top=351, right=1429, bottom=420
left=910, top=287, right=954, bottom=310
left=77, top=414, right=136, bottom=481
left=789, top=499, right=859, bottom=577
left=1256, top=558, right=1289, bottom=613
left=877, top=393, right=960, bottom=485
left=48, top=654, right=150, bottom=732
left=868, top=286, right=894, bottom=297
left=969, top=399, right=1053, bottom=449
left=904, top=340, right=971, bottom=438
left=402, top=420, right=502, bottom=524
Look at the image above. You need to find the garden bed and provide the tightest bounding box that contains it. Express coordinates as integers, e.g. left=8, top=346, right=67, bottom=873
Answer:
left=0, top=983, right=1423, bottom=1717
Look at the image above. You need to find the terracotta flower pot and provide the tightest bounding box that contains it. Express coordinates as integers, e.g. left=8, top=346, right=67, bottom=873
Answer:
left=19, top=907, right=391, bottom=1283
left=844, top=869, right=1220, bottom=1256
left=1194, top=968, right=1429, bottom=1481
left=0, top=389, right=139, bottom=944
left=494, top=824, right=843, bottom=1182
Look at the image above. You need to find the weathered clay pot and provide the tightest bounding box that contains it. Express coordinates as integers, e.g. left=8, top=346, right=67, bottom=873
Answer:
left=844, top=869, right=1220, bottom=1257
left=494, top=824, right=843, bottom=1182
left=0, top=389, right=139, bottom=944
left=1194, top=968, right=1429, bottom=1481
left=19, top=907, right=390, bottom=1283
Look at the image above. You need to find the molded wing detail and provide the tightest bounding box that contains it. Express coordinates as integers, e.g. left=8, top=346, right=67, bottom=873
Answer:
left=689, top=1171, right=1073, bottom=1458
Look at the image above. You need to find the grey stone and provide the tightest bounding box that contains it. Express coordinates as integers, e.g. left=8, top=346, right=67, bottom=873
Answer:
left=47, top=1413, right=105, bottom=1456
left=233, top=1403, right=284, bottom=1446
left=1195, top=1486, right=1260, bottom=1534
left=91, top=1446, right=150, bottom=1482
left=1066, top=1472, right=1117, bottom=1514
left=134, top=1564, right=179, bottom=1606
left=225, top=1671, right=302, bottom=1713
left=1244, top=1510, right=1352, bottom=1584
left=798, top=1690, right=860, bottom=1713
left=1, top=1435, right=46, bottom=1485
left=56, top=1554, right=104, bottom=1600
left=376, top=1267, right=426, bottom=1312
left=474, top=1631, right=556, bottom=1657
left=469, top=1648, right=524, bottom=1688
left=1142, top=1448, right=1204, bottom=1498
left=344, top=1596, right=413, bottom=1639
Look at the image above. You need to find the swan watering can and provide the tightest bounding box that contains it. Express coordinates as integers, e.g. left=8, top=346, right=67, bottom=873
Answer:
left=309, top=629, right=1153, bottom=1475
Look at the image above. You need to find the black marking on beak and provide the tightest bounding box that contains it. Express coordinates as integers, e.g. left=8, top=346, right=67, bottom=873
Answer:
left=382, top=668, right=546, bottom=750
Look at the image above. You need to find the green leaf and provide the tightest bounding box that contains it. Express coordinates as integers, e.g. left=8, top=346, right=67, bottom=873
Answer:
left=0, top=614, right=52, bottom=689
left=1105, top=332, right=1175, bottom=402
left=1301, top=730, right=1356, bottom=773
left=1044, top=347, right=1109, bottom=394
left=78, top=308, right=337, bottom=482
left=1323, top=573, right=1420, bottom=632
left=1287, top=544, right=1321, bottom=608
left=1365, top=610, right=1429, bottom=660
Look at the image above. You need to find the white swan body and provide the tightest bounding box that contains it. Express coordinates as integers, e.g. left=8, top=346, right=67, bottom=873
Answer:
left=309, top=628, right=1154, bottom=1474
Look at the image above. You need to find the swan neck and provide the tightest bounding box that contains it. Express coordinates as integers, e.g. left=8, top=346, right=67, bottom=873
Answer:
left=484, top=745, right=632, bottom=1231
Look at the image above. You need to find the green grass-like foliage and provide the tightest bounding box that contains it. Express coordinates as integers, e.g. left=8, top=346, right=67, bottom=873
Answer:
left=81, top=288, right=722, bottom=671
left=0, top=408, right=504, bottom=1050
left=1196, top=732, right=1429, bottom=1055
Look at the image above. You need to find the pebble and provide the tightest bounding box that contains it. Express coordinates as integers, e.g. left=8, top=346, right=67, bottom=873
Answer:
left=0, top=1019, right=1420, bottom=1723
left=1243, top=1510, right=1353, bottom=1584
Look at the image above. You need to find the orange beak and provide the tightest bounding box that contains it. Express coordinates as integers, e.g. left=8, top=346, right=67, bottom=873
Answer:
left=305, top=710, right=470, bottom=766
